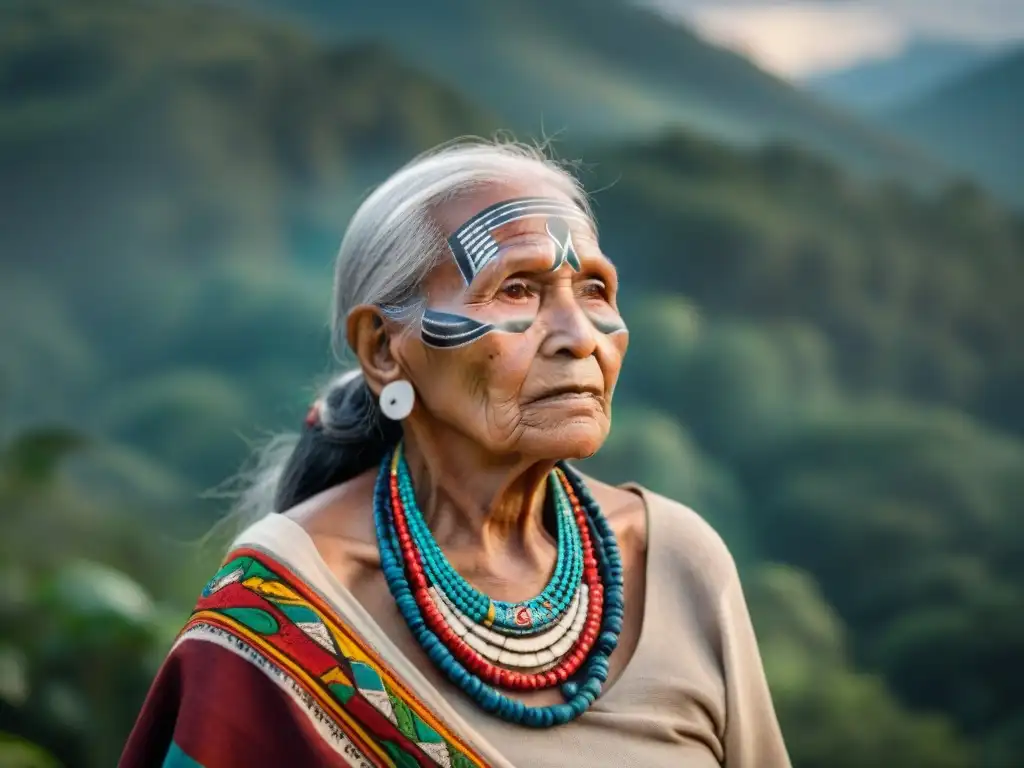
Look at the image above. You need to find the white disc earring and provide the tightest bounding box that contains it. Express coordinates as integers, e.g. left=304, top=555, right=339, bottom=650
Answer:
left=379, top=380, right=415, bottom=421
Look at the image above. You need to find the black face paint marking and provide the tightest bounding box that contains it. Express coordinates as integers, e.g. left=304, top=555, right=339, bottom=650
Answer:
left=421, top=310, right=493, bottom=348
left=420, top=309, right=534, bottom=349
left=448, top=197, right=590, bottom=284
left=545, top=216, right=582, bottom=272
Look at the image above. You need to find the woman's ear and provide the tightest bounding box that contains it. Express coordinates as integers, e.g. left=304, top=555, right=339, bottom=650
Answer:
left=347, top=305, right=404, bottom=395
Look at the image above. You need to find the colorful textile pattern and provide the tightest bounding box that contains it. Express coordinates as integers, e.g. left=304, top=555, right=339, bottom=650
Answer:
left=183, top=548, right=488, bottom=768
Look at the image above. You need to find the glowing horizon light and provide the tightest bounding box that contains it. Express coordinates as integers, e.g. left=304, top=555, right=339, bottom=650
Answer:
left=635, top=0, right=1024, bottom=80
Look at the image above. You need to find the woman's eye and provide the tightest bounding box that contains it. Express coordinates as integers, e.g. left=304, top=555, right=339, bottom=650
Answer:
left=580, top=280, right=608, bottom=299
left=500, top=280, right=533, bottom=300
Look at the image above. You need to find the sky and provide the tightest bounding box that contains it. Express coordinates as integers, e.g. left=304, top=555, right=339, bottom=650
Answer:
left=637, top=0, right=1024, bottom=78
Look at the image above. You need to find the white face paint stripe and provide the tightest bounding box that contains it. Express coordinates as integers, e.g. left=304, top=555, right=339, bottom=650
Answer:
left=455, top=198, right=552, bottom=242
left=420, top=310, right=496, bottom=348
left=422, top=327, right=493, bottom=343
left=459, top=209, right=590, bottom=258
left=458, top=204, right=589, bottom=252
left=453, top=198, right=587, bottom=243
left=467, top=240, right=500, bottom=271
left=419, top=310, right=540, bottom=349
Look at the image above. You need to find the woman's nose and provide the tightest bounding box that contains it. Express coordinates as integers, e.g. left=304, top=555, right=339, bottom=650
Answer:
left=538, top=290, right=600, bottom=359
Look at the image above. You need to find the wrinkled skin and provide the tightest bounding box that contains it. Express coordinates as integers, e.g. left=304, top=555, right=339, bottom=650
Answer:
left=289, top=181, right=647, bottom=708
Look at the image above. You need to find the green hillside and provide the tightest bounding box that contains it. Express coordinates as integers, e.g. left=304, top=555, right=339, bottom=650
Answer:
left=206, top=0, right=944, bottom=186
left=2, top=2, right=1023, bottom=767
left=1, top=0, right=496, bottom=472
left=886, top=47, right=1024, bottom=208
left=588, top=133, right=1024, bottom=427
left=1, top=0, right=496, bottom=278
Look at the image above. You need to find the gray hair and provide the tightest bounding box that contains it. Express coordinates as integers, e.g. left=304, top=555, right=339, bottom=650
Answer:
left=232, top=137, right=594, bottom=523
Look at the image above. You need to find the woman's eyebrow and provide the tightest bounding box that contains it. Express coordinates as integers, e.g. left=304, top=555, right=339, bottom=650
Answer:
left=474, top=244, right=613, bottom=283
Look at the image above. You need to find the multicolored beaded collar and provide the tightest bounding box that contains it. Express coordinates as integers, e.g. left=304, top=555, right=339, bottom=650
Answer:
left=374, top=443, right=625, bottom=727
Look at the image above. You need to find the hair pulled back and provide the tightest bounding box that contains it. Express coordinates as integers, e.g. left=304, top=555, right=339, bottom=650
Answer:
left=233, top=137, right=593, bottom=522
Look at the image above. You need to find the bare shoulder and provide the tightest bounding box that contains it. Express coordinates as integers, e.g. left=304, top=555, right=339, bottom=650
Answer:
left=281, top=468, right=381, bottom=586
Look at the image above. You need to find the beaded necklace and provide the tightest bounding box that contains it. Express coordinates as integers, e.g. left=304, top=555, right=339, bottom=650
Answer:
left=396, top=450, right=584, bottom=633
left=374, top=443, right=625, bottom=727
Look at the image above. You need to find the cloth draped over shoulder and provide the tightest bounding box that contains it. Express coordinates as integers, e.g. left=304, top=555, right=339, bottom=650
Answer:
left=119, top=488, right=791, bottom=768
left=120, top=543, right=493, bottom=768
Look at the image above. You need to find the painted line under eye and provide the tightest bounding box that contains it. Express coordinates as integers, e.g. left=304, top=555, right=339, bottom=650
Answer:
left=420, top=309, right=533, bottom=348
left=585, top=311, right=628, bottom=335
left=420, top=307, right=626, bottom=348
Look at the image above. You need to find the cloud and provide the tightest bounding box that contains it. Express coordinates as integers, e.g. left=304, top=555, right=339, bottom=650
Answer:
left=638, top=0, right=1024, bottom=77
left=691, top=4, right=905, bottom=77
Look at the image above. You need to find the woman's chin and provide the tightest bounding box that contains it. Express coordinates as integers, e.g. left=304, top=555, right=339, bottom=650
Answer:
left=519, top=418, right=609, bottom=461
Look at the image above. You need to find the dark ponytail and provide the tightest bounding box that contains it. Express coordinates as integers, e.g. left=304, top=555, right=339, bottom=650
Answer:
left=273, top=371, right=402, bottom=513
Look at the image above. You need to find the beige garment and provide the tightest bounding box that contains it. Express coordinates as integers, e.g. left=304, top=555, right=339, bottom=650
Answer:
left=235, top=486, right=791, bottom=768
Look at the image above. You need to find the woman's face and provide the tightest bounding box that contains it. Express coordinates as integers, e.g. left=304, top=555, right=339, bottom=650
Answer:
left=391, top=181, right=628, bottom=461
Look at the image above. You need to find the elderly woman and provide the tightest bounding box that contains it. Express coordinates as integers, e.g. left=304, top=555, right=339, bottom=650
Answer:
left=121, top=140, right=789, bottom=767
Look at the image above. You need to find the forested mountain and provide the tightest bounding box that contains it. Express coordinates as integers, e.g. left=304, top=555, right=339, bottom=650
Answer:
left=1, top=0, right=497, bottom=489
left=204, top=0, right=944, bottom=186
left=589, top=134, right=1024, bottom=430
left=2, top=1, right=1022, bottom=766
left=886, top=47, right=1024, bottom=208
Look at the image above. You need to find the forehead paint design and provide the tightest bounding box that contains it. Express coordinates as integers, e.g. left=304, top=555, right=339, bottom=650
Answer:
left=447, top=197, right=590, bottom=285
left=545, top=216, right=582, bottom=272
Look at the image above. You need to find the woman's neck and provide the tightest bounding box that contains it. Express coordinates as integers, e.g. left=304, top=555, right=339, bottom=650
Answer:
left=400, top=426, right=557, bottom=563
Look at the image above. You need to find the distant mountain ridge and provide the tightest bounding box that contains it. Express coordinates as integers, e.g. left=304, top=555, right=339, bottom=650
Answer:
left=805, top=38, right=993, bottom=112
left=201, top=0, right=945, bottom=187
left=885, top=46, right=1024, bottom=208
